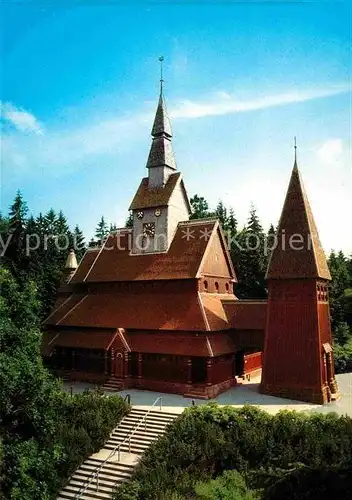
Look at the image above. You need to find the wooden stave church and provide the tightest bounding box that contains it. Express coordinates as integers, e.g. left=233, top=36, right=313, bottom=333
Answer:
left=42, top=85, right=339, bottom=404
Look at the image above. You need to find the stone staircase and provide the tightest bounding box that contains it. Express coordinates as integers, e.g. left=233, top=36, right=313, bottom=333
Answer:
left=57, top=407, right=179, bottom=499
left=57, top=458, right=135, bottom=500
left=104, top=408, right=178, bottom=455
left=100, top=378, right=124, bottom=393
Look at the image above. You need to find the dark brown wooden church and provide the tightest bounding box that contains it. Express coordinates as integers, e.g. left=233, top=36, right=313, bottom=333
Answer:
left=42, top=84, right=339, bottom=404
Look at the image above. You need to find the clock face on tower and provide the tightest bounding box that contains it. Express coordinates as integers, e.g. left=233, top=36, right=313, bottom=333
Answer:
left=143, top=222, right=156, bottom=238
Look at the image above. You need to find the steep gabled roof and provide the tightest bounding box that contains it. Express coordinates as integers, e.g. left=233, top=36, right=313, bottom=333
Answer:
left=81, top=219, right=221, bottom=283
left=46, top=289, right=208, bottom=331
left=266, top=163, right=331, bottom=280
left=41, top=328, right=127, bottom=355
left=69, top=248, right=99, bottom=283
left=197, top=220, right=237, bottom=281
left=129, top=172, right=185, bottom=210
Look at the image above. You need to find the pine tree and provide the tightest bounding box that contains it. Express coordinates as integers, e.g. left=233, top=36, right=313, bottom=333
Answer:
left=328, top=250, right=351, bottom=329
left=0, top=212, right=9, bottom=233
left=5, top=191, right=29, bottom=276
left=88, top=237, right=98, bottom=249
left=95, top=216, right=109, bottom=242
left=125, top=212, right=133, bottom=228
left=56, top=210, right=70, bottom=234
left=247, top=203, right=263, bottom=235
left=43, top=208, right=57, bottom=234
left=233, top=205, right=267, bottom=299
left=73, top=225, right=86, bottom=261
left=190, top=195, right=211, bottom=220
left=227, top=208, right=238, bottom=237
left=8, top=190, right=28, bottom=230
left=215, top=201, right=228, bottom=230
left=264, top=223, right=276, bottom=273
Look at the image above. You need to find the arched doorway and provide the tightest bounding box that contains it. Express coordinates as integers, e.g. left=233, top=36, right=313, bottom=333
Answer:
left=113, top=352, right=124, bottom=378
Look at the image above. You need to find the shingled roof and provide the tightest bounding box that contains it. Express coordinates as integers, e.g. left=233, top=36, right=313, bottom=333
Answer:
left=82, top=220, right=221, bottom=283
left=48, top=290, right=207, bottom=331
left=146, top=90, right=176, bottom=171
left=41, top=328, right=127, bottom=355
left=151, top=92, right=172, bottom=138
left=266, top=163, right=331, bottom=280
left=129, top=172, right=185, bottom=210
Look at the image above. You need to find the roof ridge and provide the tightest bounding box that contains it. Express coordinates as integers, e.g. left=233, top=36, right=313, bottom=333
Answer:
left=178, top=218, right=218, bottom=226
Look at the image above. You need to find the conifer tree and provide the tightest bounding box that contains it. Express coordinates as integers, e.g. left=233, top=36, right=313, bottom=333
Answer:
left=73, top=225, right=86, bottom=261
left=0, top=212, right=9, bottom=233
left=328, top=250, right=351, bottom=331
left=43, top=208, right=57, bottom=234
left=5, top=191, right=29, bottom=277
left=8, top=190, right=28, bottom=230
left=227, top=208, right=238, bottom=237
left=95, top=216, right=109, bottom=242
left=125, top=212, right=133, bottom=228
left=190, top=195, right=211, bottom=220
left=215, top=201, right=228, bottom=230
left=234, top=205, right=267, bottom=299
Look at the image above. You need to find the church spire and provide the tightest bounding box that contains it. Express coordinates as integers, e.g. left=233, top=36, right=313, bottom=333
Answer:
left=266, top=148, right=331, bottom=281
left=146, top=57, right=176, bottom=184
left=150, top=56, right=172, bottom=138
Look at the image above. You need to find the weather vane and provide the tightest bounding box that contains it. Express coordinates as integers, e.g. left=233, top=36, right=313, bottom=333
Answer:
left=159, top=56, right=164, bottom=91
left=294, top=136, right=297, bottom=163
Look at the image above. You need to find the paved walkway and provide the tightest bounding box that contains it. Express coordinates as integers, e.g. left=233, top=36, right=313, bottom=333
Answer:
left=64, top=372, right=352, bottom=417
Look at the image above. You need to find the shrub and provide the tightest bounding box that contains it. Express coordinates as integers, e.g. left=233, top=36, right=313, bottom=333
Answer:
left=195, top=470, right=259, bottom=499
left=264, top=466, right=352, bottom=500
left=2, top=388, right=130, bottom=498
left=113, top=403, right=352, bottom=500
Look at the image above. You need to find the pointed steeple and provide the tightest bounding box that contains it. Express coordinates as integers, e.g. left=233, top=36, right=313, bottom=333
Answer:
left=151, top=92, right=173, bottom=138
left=294, top=136, right=298, bottom=167
left=61, top=249, right=78, bottom=284
left=266, top=150, right=331, bottom=280
left=146, top=59, right=176, bottom=184
left=65, top=248, right=78, bottom=270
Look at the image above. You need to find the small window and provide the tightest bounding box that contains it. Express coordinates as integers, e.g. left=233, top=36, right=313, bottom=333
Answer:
left=225, top=282, right=229, bottom=292
left=204, top=280, right=208, bottom=291
left=215, top=281, right=219, bottom=292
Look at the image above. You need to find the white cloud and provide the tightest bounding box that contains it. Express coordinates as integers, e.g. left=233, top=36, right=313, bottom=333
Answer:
left=1, top=101, right=44, bottom=135
left=170, top=84, right=350, bottom=120
left=1, top=83, right=350, bottom=189
left=317, top=138, right=343, bottom=164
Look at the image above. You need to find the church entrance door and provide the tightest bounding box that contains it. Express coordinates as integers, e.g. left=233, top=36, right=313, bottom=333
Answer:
left=114, top=352, right=124, bottom=378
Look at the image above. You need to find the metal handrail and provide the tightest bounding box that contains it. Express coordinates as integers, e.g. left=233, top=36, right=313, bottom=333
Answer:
left=74, top=396, right=162, bottom=498
left=116, top=395, right=162, bottom=462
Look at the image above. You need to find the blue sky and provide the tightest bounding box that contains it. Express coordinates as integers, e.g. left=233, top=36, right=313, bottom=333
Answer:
left=1, top=1, right=351, bottom=253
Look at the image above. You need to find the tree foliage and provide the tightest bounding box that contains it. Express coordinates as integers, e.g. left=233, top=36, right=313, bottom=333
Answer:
left=0, top=238, right=129, bottom=498
left=113, top=404, right=352, bottom=500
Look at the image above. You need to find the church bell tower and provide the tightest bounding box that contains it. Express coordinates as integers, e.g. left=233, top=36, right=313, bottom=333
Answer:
left=129, top=59, right=191, bottom=255
left=260, top=145, right=339, bottom=404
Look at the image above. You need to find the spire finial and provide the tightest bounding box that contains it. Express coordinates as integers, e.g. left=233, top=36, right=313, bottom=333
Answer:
left=159, top=56, right=164, bottom=93
left=294, top=136, right=297, bottom=166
